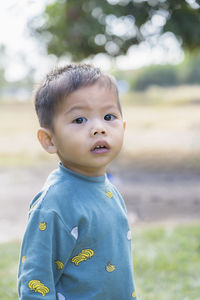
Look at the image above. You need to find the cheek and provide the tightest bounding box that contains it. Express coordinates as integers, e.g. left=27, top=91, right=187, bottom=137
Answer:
left=112, top=123, right=125, bottom=138
left=111, top=127, right=124, bottom=150
left=118, top=133, right=125, bottom=148
left=117, top=128, right=125, bottom=147
left=62, top=133, right=86, bottom=152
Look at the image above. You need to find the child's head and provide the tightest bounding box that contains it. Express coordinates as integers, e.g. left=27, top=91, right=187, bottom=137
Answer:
left=35, top=63, right=122, bottom=131
left=35, top=63, right=126, bottom=176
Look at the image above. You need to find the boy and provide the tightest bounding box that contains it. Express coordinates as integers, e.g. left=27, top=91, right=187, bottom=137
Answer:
left=18, top=63, right=137, bottom=299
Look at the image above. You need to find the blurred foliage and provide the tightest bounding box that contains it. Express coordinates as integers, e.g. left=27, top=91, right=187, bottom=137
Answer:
left=114, top=52, right=200, bottom=90
left=29, top=0, right=200, bottom=61
left=132, top=65, right=179, bottom=90
left=179, top=52, right=200, bottom=84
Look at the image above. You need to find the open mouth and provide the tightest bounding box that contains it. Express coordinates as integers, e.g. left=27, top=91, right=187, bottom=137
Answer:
left=91, top=141, right=110, bottom=154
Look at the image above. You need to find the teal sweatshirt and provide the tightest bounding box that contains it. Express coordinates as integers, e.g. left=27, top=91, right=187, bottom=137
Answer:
left=18, top=163, right=137, bottom=299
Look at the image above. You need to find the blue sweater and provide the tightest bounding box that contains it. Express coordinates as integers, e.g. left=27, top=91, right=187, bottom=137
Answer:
left=18, top=163, right=137, bottom=299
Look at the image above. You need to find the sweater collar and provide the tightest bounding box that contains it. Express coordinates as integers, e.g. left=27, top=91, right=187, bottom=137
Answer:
left=59, top=162, right=107, bottom=183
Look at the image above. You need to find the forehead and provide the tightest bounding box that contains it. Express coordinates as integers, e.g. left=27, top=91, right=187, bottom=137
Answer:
left=59, top=82, right=119, bottom=113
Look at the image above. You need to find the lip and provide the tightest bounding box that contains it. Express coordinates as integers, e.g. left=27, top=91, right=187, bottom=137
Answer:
left=90, top=140, right=110, bottom=154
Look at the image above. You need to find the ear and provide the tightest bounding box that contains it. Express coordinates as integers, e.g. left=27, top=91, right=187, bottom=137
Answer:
left=123, top=120, right=126, bottom=130
left=37, top=128, right=57, bottom=154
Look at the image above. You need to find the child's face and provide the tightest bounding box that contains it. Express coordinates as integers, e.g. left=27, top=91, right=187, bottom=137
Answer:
left=50, top=82, right=125, bottom=176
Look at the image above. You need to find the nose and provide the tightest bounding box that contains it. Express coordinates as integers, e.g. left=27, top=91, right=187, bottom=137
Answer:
left=90, top=121, right=107, bottom=137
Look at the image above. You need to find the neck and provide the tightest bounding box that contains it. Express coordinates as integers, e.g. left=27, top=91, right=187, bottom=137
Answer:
left=61, top=163, right=106, bottom=177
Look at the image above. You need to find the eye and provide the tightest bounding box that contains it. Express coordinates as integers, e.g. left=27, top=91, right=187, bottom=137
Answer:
left=73, top=117, right=87, bottom=124
left=104, top=114, right=116, bottom=121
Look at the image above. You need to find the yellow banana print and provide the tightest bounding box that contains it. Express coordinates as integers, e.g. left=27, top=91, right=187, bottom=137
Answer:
left=21, top=256, right=26, bottom=263
left=105, top=262, right=116, bottom=272
left=106, top=189, right=113, bottom=198
left=132, top=290, right=137, bottom=298
left=39, top=222, right=47, bottom=231
left=28, top=280, right=49, bottom=296
left=72, top=249, right=94, bottom=266
left=55, top=260, right=64, bottom=270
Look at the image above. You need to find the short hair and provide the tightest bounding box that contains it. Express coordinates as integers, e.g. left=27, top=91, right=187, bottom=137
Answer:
left=34, top=63, right=122, bottom=130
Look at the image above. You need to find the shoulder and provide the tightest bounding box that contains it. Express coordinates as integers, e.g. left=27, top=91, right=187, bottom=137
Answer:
left=106, top=177, right=121, bottom=197
left=27, top=181, right=78, bottom=238
left=29, top=167, right=76, bottom=214
left=106, top=178, right=127, bottom=213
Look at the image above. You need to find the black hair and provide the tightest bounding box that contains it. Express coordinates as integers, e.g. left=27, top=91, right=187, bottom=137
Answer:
left=34, top=63, right=122, bottom=130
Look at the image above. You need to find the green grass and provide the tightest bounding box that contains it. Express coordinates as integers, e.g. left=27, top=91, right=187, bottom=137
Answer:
left=0, top=242, right=20, bottom=300
left=1, top=224, right=200, bottom=299
left=133, top=224, right=200, bottom=300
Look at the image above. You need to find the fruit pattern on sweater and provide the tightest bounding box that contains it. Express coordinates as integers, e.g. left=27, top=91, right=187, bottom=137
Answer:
left=18, top=163, right=137, bottom=299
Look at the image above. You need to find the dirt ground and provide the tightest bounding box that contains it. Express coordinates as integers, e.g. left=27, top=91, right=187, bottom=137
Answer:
left=1, top=161, right=200, bottom=243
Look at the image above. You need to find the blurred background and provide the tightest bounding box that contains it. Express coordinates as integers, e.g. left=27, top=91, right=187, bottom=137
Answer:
left=0, top=0, right=200, bottom=299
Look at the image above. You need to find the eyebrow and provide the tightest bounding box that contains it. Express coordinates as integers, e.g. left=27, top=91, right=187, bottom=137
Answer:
left=65, top=104, right=119, bottom=115
left=102, top=104, right=119, bottom=111
left=64, top=106, right=86, bottom=115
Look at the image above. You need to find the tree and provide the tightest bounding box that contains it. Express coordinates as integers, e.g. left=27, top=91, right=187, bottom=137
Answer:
left=178, top=52, right=200, bottom=84
left=133, top=64, right=179, bottom=90
left=29, top=0, right=200, bottom=61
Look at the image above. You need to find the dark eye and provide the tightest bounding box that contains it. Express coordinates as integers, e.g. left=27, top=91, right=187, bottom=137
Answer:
left=73, top=117, right=87, bottom=124
left=104, top=114, right=116, bottom=121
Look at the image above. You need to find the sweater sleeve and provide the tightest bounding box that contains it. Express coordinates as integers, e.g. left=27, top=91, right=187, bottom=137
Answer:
left=18, top=208, right=76, bottom=299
